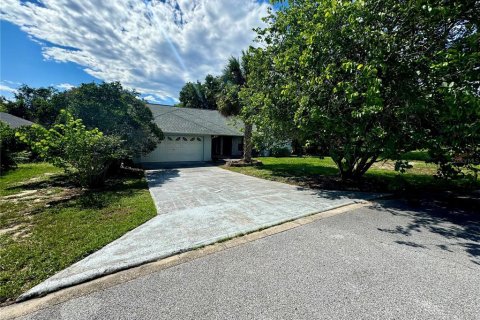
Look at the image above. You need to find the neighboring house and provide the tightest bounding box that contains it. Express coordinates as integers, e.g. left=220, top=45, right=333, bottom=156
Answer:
left=138, top=104, right=244, bottom=163
left=0, top=112, right=34, bottom=129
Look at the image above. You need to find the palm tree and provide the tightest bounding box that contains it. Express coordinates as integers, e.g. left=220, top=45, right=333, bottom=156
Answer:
left=217, top=55, right=253, bottom=163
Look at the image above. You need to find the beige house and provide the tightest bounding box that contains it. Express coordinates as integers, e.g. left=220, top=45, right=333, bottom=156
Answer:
left=138, top=104, right=244, bottom=164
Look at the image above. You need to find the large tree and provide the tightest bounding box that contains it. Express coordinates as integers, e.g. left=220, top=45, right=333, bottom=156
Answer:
left=217, top=55, right=254, bottom=163
left=177, top=74, right=221, bottom=110
left=3, top=85, right=64, bottom=126
left=244, top=0, right=479, bottom=179
left=64, top=82, right=163, bottom=158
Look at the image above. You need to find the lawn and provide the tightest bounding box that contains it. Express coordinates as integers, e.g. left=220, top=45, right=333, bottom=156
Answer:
left=0, top=163, right=157, bottom=304
left=225, top=157, right=478, bottom=193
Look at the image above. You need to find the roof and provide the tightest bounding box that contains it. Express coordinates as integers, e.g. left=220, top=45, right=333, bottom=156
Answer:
left=147, top=104, right=243, bottom=136
left=0, top=112, right=34, bottom=129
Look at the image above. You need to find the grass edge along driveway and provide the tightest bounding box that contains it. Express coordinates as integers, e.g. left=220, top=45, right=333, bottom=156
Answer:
left=0, top=163, right=156, bottom=304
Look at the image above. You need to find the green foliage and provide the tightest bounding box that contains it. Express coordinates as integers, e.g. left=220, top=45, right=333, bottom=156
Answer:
left=218, top=55, right=253, bottom=162
left=270, top=146, right=291, bottom=157
left=17, top=111, right=125, bottom=187
left=245, top=0, right=479, bottom=180
left=2, top=82, right=162, bottom=158
left=3, top=85, right=63, bottom=126
left=399, top=151, right=431, bottom=162
left=177, top=74, right=222, bottom=110
left=217, top=83, right=242, bottom=117
left=0, top=123, right=30, bottom=172
left=63, top=82, right=163, bottom=158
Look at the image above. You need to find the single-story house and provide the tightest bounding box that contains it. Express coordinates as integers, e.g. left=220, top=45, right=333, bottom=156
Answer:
left=137, top=104, right=244, bottom=163
left=0, top=112, right=34, bottom=129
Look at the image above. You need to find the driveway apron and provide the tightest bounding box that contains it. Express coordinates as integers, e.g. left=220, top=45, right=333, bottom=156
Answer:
left=20, top=166, right=376, bottom=300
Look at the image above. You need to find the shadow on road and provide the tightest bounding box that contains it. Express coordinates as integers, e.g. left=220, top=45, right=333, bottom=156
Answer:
left=374, top=200, right=480, bottom=265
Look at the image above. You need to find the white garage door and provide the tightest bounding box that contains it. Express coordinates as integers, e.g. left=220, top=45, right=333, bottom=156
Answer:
left=142, top=135, right=205, bottom=162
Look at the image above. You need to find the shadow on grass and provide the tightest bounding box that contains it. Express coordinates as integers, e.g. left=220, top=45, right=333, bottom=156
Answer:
left=4, top=174, right=71, bottom=192
left=77, top=171, right=149, bottom=209
left=260, top=162, right=339, bottom=178
left=375, top=200, right=480, bottom=265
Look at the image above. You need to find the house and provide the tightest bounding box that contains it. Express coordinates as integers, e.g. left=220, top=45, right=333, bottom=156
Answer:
left=138, top=104, right=244, bottom=163
left=0, top=112, right=34, bottom=128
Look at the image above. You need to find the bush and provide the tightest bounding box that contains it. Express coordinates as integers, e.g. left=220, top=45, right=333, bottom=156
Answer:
left=0, top=122, right=30, bottom=173
left=270, top=146, right=291, bottom=157
left=17, top=110, right=125, bottom=187
left=399, top=150, right=430, bottom=162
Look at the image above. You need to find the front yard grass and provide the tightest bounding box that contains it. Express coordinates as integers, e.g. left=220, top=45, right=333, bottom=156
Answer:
left=0, top=163, right=156, bottom=304
left=225, top=157, right=478, bottom=193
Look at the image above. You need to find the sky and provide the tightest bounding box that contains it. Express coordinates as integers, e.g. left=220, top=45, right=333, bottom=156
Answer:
left=0, top=0, right=271, bottom=104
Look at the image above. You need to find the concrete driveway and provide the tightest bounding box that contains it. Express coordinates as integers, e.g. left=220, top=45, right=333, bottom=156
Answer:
left=146, top=166, right=371, bottom=215
left=19, top=166, right=376, bottom=301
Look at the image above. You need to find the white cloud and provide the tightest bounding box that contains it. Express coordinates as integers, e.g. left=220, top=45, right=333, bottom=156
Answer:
left=1, top=0, right=270, bottom=101
left=56, top=83, right=75, bottom=90
left=143, top=94, right=163, bottom=104
left=0, top=84, right=18, bottom=94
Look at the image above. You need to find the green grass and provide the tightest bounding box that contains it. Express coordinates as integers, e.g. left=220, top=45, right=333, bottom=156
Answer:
left=399, top=150, right=430, bottom=162
left=0, top=163, right=62, bottom=197
left=0, top=163, right=156, bottom=303
left=226, top=156, right=478, bottom=192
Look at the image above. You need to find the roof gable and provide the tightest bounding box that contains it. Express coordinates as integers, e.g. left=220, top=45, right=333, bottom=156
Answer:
left=147, top=104, right=243, bottom=136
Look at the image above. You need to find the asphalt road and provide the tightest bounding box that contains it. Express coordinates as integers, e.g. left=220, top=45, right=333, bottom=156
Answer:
left=17, top=200, right=480, bottom=320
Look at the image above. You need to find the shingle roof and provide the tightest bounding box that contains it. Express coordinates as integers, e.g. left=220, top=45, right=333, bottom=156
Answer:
left=147, top=104, right=243, bottom=136
left=0, top=112, right=34, bottom=129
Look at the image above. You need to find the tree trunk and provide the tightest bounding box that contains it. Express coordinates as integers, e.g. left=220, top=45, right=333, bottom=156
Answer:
left=334, top=155, right=378, bottom=180
left=243, top=122, right=253, bottom=163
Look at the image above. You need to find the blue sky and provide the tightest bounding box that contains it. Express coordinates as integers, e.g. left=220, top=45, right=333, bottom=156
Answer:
left=0, top=0, right=271, bottom=104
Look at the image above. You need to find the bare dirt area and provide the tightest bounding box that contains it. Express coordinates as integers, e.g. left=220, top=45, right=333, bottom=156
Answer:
left=0, top=175, right=82, bottom=238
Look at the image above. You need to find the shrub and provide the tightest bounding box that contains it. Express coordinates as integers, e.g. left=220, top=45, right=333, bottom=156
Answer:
left=17, top=110, right=125, bottom=187
left=270, top=146, right=291, bottom=157
left=0, top=122, right=30, bottom=173
left=399, top=150, right=430, bottom=162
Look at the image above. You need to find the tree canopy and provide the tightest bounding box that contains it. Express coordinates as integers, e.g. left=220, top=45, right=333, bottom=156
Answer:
left=244, top=0, right=479, bottom=179
left=1, top=82, right=163, bottom=159
left=177, top=74, right=222, bottom=110
left=2, top=85, right=64, bottom=126
left=63, top=82, right=163, bottom=158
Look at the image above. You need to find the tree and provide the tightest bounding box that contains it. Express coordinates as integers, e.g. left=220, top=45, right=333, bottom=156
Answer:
left=4, top=85, right=62, bottom=126
left=177, top=75, right=221, bottom=110
left=18, top=110, right=125, bottom=187
left=0, top=122, right=30, bottom=172
left=203, top=74, right=222, bottom=110
left=63, top=82, right=163, bottom=158
left=178, top=82, right=207, bottom=109
left=245, top=0, right=479, bottom=179
left=217, top=55, right=253, bottom=163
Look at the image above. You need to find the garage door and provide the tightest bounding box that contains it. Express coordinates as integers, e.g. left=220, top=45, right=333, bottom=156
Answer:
left=142, top=135, right=205, bottom=162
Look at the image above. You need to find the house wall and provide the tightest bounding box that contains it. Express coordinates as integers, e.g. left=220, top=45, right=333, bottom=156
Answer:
left=203, top=135, right=212, bottom=161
